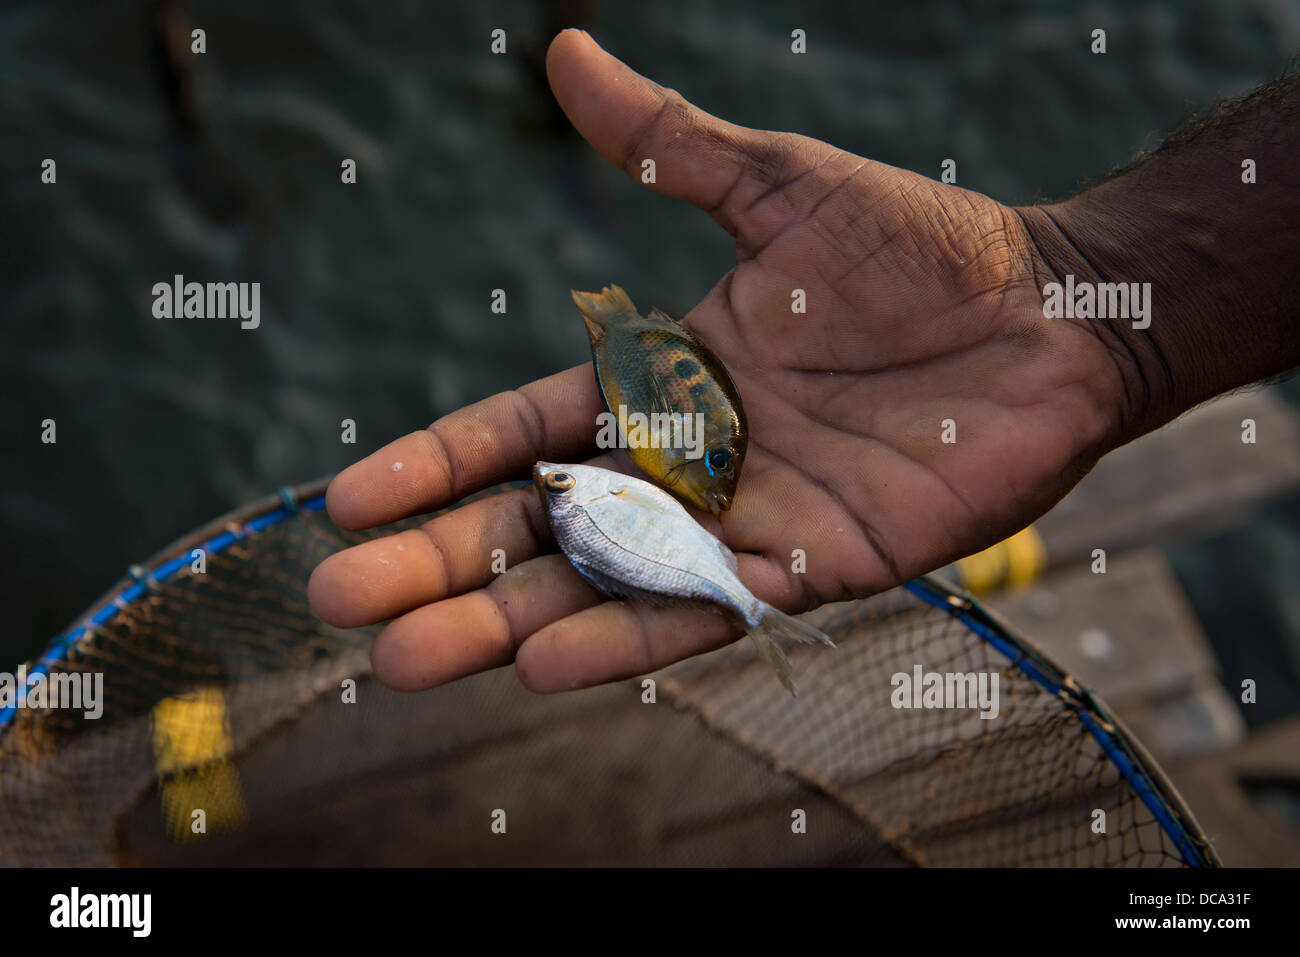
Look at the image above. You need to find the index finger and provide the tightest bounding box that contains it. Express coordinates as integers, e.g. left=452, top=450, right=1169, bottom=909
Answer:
left=326, top=363, right=604, bottom=529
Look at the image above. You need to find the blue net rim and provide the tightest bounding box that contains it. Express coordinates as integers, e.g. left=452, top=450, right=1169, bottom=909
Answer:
left=1, top=476, right=1221, bottom=867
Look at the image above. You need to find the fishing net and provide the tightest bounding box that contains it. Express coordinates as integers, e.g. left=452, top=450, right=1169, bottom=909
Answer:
left=0, top=479, right=1218, bottom=866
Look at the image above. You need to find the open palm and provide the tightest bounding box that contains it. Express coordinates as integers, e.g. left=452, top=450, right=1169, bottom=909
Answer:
left=309, top=30, right=1125, bottom=693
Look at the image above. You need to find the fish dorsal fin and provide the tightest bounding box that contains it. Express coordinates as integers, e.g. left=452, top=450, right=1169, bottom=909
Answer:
left=571, top=285, right=638, bottom=343
left=648, top=306, right=679, bottom=325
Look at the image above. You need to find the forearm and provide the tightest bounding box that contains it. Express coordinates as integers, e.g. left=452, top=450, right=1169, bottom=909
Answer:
left=1015, top=73, right=1300, bottom=443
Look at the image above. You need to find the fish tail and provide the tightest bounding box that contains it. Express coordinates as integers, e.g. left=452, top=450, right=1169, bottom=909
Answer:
left=747, top=605, right=836, bottom=697
left=571, top=285, right=637, bottom=332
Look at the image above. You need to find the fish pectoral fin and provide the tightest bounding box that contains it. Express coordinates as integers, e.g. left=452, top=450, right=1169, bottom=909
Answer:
left=638, top=366, right=678, bottom=418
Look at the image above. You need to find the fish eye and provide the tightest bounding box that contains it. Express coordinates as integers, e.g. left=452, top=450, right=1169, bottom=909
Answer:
left=545, top=472, right=575, bottom=492
left=705, top=448, right=733, bottom=474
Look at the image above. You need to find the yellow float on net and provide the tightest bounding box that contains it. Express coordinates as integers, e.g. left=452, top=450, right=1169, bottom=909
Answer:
left=955, top=525, right=1047, bottom=595
left=151, top=686, right=248, bottom=843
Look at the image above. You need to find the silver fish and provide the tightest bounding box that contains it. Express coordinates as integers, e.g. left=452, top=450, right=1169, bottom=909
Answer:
left=533, top=462, right=834, bottom=695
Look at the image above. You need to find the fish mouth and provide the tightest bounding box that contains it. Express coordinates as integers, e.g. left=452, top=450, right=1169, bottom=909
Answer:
left=532, top=461, right=559, bottom=495
left=703, top=490, right=732, bottom=515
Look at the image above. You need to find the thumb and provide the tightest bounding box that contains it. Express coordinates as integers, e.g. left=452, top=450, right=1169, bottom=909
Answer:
left=545, top=29, right=815, bottom=244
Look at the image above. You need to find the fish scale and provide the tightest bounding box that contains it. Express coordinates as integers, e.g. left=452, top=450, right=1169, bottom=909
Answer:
left=551, top=497, right=752, bottom=617
left=534, top=462, right=834, bottom=695
left=571, top=284, right=747, bottom=515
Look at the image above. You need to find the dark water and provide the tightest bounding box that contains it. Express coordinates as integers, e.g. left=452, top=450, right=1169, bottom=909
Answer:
left=2, top=0, right=1297, bottom=663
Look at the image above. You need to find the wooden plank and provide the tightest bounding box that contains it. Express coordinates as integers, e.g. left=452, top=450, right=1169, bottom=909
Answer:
left=1036, top=388, right=1300, bottom=567
left=1163, top=714, right=1300, bottom=867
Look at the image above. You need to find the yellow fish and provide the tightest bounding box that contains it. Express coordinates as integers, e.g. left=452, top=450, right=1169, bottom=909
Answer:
left=572, top=285, right=747, bottom=515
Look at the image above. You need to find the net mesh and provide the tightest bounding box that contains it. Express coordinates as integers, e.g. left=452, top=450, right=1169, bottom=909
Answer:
left=0, top=481, right=1217, bottom=866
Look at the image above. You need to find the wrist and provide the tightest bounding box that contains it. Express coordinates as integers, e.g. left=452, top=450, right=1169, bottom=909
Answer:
left=1015, top=184, right=1300, bottom=444
left=1015, top=78, right=1300, bottom=444
left=1012, top=199, right=1181, bottom=444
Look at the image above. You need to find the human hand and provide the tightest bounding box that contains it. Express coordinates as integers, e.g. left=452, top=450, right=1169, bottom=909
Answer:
left=308, top=29, right=1130, bottom=693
